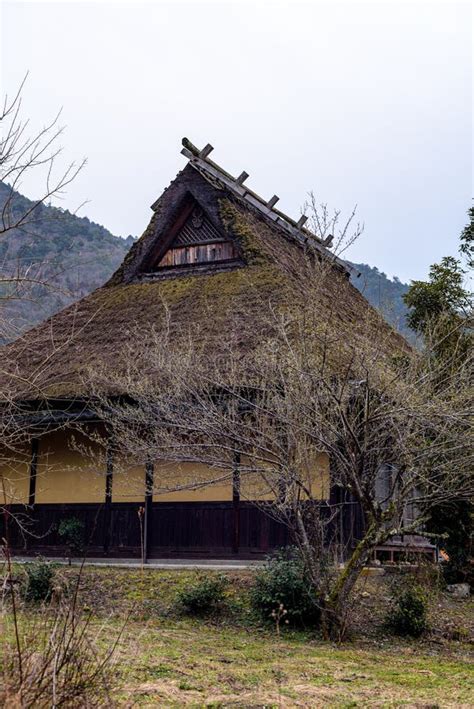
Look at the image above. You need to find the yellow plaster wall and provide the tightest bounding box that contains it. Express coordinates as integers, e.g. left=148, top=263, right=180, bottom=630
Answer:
left=240, top=469, right=275, bottom=501
left=0, top=443, right=30, bottom=504
left=153, top=461, right=233, bottom=502
left=301, top=452, right=330, bottom=500
left=35, top=429, right=106, bottom=504
left=150, top=454, right=329, bottom=503
left=240, top=452, right=330, bottom=501
left=8, top=430, right=330, bottom=505
left=112, top=463, right=145, bottom=502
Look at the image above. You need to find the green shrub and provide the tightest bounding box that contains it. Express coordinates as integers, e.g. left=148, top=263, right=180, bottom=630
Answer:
left=386, top=584, right=429, bottom=637
left=251, top=549, right=320, bottom=628
left=24, top=559, right=56, bottom=603
left=58, top=516, right=85, bottom=557
left=177, top=574, right=228, bottom=616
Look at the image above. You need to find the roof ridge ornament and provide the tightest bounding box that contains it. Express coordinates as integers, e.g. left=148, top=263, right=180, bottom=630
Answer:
left=199, top=143, right=214, bottom=159
left=236, top=171, right=249, bottom=186
left=180, top=137, right=358, bottom=277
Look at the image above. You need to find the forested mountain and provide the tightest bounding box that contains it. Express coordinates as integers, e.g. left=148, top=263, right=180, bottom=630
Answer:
left=0, top=183, right=133, bottom=341
left=350, top=262, right=412, bottom=341
left=0, top=184, right=412, bottom=342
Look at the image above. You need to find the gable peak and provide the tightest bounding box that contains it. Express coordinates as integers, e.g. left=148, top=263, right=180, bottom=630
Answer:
left=181, top=137, right=358, bottom=278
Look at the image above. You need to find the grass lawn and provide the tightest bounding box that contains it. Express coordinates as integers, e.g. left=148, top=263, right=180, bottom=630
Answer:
left=113, top=617, right=473, bottom=707
left=4, top=564, right=474, bottom=707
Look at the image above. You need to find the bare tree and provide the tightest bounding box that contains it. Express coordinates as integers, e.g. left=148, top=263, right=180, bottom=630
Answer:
left=0, top=75, right=86, bottom=341
left=0, top=75, right=85, bottom=234
left=87, top=202, right=472, bottom=640
left=0, top=76, right=85, bottom=547
left=0, top=77, right=121, bottom=700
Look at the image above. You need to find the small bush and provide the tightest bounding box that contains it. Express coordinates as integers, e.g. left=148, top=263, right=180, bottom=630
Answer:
left=251, top=549, right=320, bottom=628
left=386, top=584, right=429, bottom=637
left=177, top=574, right=228, bottom=616
left=24, top=559, right=56, bottom=603
left=1, top=598, right=118, bottom=705
left=58, top=517, right=85, bottom=557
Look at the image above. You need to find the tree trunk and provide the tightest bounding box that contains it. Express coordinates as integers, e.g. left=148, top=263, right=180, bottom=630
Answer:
left=321, top=521, right=378, bottom=641
left=295, top=507, right=321, bottom=589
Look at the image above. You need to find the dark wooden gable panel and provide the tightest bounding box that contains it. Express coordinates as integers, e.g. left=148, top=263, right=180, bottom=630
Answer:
left=112, top=166, right=245, bottom=284
left=149, top=198, right=239, bottom=271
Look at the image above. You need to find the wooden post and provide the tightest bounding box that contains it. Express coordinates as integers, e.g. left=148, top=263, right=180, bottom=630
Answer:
left=28, top=438, right=39, bottom=507
left=144, top=458, right=154, bottom=563
left=232, top=452, right=241, bottom=555
left=103, top=447, right=113, bottom=556
left=199, top=143, right=214, bottom=159
left=236, top=171, right=249, bottom=185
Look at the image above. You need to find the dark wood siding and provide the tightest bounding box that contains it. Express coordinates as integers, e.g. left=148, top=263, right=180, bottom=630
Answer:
left=2, top=498, right=368, bottom=559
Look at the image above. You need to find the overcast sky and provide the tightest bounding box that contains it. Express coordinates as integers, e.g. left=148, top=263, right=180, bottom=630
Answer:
left=1, top=0, right=472, bottom=281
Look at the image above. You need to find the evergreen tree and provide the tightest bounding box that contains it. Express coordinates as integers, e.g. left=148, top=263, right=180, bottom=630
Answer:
left=403, top=256, right=471, bottom=365
left=403, top=211, right=473, bottom=583
left=460, top=206, right=473, bottom=269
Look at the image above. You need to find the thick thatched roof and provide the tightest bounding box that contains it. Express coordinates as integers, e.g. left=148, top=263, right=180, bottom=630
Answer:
left=1, top=141, right=409, bottom=401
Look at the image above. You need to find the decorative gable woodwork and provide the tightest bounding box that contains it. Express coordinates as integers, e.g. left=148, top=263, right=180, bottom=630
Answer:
left=151, top=200, right=239, bottom=272
left=173, top=205, right=221, bottom=246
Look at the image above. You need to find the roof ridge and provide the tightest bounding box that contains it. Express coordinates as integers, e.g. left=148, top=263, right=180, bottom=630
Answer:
left=180, top=138, right=358, bottom=278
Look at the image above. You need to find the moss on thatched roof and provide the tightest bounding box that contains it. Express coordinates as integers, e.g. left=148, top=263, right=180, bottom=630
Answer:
left=1, top=164, right=409, bottom=401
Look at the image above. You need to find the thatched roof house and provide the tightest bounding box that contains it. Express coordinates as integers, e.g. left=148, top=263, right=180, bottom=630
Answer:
left=2, top=139, right=406, bottom=403
left=0, top=140, right=418, bottom=560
